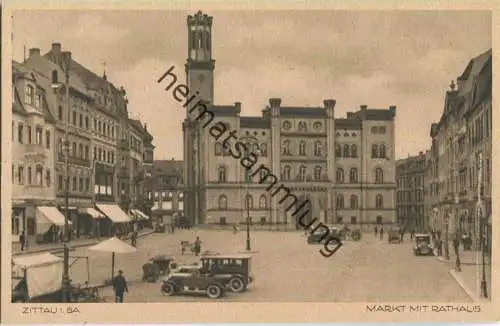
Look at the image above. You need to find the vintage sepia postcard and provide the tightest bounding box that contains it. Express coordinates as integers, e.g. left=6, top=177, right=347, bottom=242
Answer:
left=1, top=0, right=498, bottom=324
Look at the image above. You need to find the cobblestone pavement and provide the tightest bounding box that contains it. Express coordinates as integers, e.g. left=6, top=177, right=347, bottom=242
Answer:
left=66, top=229, right=472, bottom=302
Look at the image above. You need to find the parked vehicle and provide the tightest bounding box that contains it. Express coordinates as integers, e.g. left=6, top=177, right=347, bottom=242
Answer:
left=200, top=253, right=253, bottom=293
left=142, top=262, right=161, bottom=283
left=413, top=233, right=434, bottom=256
left=307, top=231, right=329, bottom=244
left=150, top=255, right=175, bottom=275
left=388, top=228, right=402, bottom=243
left=160, top=266, right=230, bottom=299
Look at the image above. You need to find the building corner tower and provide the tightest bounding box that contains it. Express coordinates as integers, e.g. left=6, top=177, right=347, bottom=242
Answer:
left=183, top=11, right=215, bottom=225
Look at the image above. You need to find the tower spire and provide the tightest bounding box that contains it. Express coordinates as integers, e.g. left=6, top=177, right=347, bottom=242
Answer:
left=102, top=61, right=107, bottom=80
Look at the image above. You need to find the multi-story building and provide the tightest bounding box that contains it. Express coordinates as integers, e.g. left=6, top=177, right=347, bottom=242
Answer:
left=180, top=11, right=397, bottom=227
left=144, top=159, right=184, bottom=225
left=18, top=43, right=153, bottom=239
left=395, top=152, right=426, bottom=231
left=11, top=61, right=59, bottom=244
left=428, top=48, right=491, bottom=247
left=424, top=138, right=440, bottom=231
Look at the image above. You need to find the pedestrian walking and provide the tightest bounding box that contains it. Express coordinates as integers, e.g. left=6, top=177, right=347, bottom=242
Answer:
left=410, top=229, right=415, bottom=240
left=379, top=227, right=384, bottom=240
left=131, top=231, right=138, bottom=247
left=112, top=270, right=129, bottom=303
left=453, top=236, right=461, bottom=272
left=374, top=225, right=378, bottom=238
left=194, top=236, right=202, bottom=256
left=233, top=225, right=238, bottom=234
left=437, top=237, right=443, bottom=256
left=19, top=231, right=26, bottom=251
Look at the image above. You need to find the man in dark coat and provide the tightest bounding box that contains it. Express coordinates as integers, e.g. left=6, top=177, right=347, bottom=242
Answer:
left=452, top=236, right=461, bottom=272
left=19, top=231, right=26, bottom=251
left=194, top=236, right=202, bottom=256
left=112, top=270, right=129, bottom=303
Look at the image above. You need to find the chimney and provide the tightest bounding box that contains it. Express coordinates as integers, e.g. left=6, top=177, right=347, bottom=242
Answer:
left=360, top=105, right=368, bottom=111
left=234, top=102, right=241, bottom=112
left=29, top=48, right=40, bottom=57
left=323, top=99, right=336, bottom=109
left=51, top=42, right=62, bottom=53
left=347, top=112, right=354, bottom=119
left=269, top=98, right=281, bottom=108
left=456, top=77, right=465, bottom=91
left=144, top=123, right=147, bottom=131
left=389, top=105, right=396, bottom=116
left=419, top=151, right=423, bottom=156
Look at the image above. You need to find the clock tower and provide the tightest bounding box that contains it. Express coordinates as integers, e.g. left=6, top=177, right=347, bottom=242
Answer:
left=183, top=11, right=215, bottom=225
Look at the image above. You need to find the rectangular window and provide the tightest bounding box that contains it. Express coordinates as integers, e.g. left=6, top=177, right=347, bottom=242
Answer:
left=72, top=111, right=77, bottom=125
left=18, top=166, right=24, bottom=185
left=35, top=127, right=43, bottom=145
left=25, top=85, right=34, bottom=105
left=85, top=145, right=89, bottom=160
left=85, top=178, right=90, bottom=192
left=79, top=177, right=84, bottom=192
left=79, top=144, right=84, bottom=158
left=58, top=175, right=63, bottom=190
left=27, top=126, right=32, bottom=144
left=45, top=130, right=51, bottom=149
left=18, top=124, right=24, bottom=144
left=35, top=94, right=41, bottom=109
left=72, top=142, right=77, bottom=156
left=58, top=106, right=63, bottom=121
left=79, top=114, right=83, bottom=127
left=27, top=167, right=32, bottom=185
left=45, top=169, right=51, bottom=187
left=72, top=176, right=77, bottom=191
left=85, top=116, right=89, bottom=129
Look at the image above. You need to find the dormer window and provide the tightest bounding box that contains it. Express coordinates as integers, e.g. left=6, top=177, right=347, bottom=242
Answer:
left=25, top=85, right=34, bottom=105
left=35, top=94, right=41, bottom=109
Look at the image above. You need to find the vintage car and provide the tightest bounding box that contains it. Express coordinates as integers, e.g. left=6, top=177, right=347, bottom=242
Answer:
left=200, top=254, right=253, bottom=293
left=413, top=233, right=434, bottom=256
left=160, top=265, right=231, bottom=299
left=388, top=228, right=402, bottom=243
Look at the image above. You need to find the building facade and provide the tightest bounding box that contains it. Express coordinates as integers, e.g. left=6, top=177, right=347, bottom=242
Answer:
left=181, top=11, right=397, bottom=227
left=12, top=61, right=57, bottom=244
left=427, top=49, right=491, bottom=247
left=15, top=43, right=152, bottom=241
left=395, top=152, right=426, bottom=231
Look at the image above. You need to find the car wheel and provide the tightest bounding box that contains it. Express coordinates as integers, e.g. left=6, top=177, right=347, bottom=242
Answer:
left=229, top=276, right=246, bottom=293
left=161, top=282, right=176, bottom=296
left=206, top=284, right=223, bottom=299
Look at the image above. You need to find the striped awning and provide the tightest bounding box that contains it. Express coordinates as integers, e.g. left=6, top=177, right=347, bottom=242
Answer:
left=96, top=204, right=131, bottom=223
left=78, top=207, right=105, bottom=219
left=131, top=209, right=150, bottom=220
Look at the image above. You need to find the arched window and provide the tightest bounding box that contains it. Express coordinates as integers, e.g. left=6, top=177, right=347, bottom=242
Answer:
left=314, top=141, right=322, bottom=156
left=245, top=194, right=253, bottom=209
left=351, top=144, right=358, bottom=158
left=343, top=144, right=350, bottom=158
left=260, top=143, right=268, bottom=156
left=299, top=165, right=307, bottom=180
left=336, top=168, right=344, bottom=183
left=217, top=166, right=227, bottom=182
left=336, top=194, right=344, bottom=209
left=375, top=168, right=384, bottom=183
left=350, top=195, right=358, bottom=209
left=379, top=144, right=386, bottom=158
left=376, top=194, right=383, bottom=208
left=299, top=141, right=307, bottom=156
left=335, top=144, right=341, bottom=157
left=349, top=168, right=358, bottom=183
left=371, top=144, right=378, bottom=158
left=282, top=140, right=290, bottom=155
left=298, top=121, right=307, bottom=132
left=259, top=195, right=267, bottom=209
left=218, top=195, right=227, bottom=210
left=314, top=166, right=322, bottom=180
left=282, top=165, right=291, bottom=180
left=215, top=142, right=222, bottom=156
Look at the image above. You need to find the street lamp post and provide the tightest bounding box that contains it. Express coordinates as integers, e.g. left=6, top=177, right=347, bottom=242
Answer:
left=51, top=51, right=72, bottom=302
left=240, top=143, right=259, bottom=253
left=444, top=212, right=450, bottom=261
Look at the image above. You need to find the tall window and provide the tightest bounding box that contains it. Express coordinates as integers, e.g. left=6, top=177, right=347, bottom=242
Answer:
left=214, top=142, right=222, bottom=156
left=218, top=195, right=227, bottom=210
left=298, top=121, right=307, bottom=132
left=79, top=144, right=84, bottom=158
left=27, top=167, right=32, bottom=185
left=282, top=165, right=291, bottom=180
left=299, top=141, right=307, bottom=156
left=336, top=194, right=344, bottom=209
left=350, top=195, right=358, bottom=209
left=371, top=144, right=378, bottom=158
left=35, top=165, right=43, bottom=185
left=245, top=195, right=253, bottom=209
left=45, top=169, right=51, bottom=187
left=27, top=126, right=32, bottom=144
left=375, top=194, right=384, bottom=208
left=336, top=168, right=344, bottom=183
left=35, top=127, right=43, bottom=145
left=299, top=166, right=307, bottom=180
left=25, top=85, right=34, bottom=105
left=379, top=144, right=386, bottom=158
left=18, top=166, right=24, bottom=184
left=349, top=168, right=358, bottom=183
left=217, top=166, right=227, bottom=182
left=335, top=144, right=341, bottom=157
left=18, top=124, right=24, bottom=144
left=314, top=141, right=322, bottom=156
left=351, top=144, right=358, bottom=158
left=45, top=130, right=51, bottom=149
left=58, top=106, right=63, bottom=121
left=35, top=94, right=41, bottom=109
left=375, top=168, right=384, bottom=183
left=343, top=144, right=350, bottom=158
left=282, top=140, right=290, bottom=155
left=259, top=195, right=267, bottom=209
left=314, top=166, right=322, bottom=180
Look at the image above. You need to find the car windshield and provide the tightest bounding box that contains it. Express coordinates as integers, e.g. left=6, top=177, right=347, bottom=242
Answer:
left=416, top=237, right=430, bottom=245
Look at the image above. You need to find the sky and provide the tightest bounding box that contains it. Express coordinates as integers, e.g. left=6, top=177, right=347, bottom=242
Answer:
left=11, top=10, right=491, bottom=160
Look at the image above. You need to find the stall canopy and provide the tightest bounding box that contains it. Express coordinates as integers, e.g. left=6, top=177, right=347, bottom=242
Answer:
left=36, top=206, right=72, bottom=235
left=88, top=237, right=137, bottom=280
left=78, top=207, right=104, bottom=219
left=96, top=204, right=131, bottom=223
left=131, top=209, right=149, bottom=220
left=12, top=252, right=62, bottom=268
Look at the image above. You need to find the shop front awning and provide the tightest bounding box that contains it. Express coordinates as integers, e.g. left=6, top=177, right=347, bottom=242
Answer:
left=96, top=204, right=131, bottom=223
left=36, top=206, right=71, bottom=226
left=78, top=207, right=105, bottom=219
left=131, top=209, right=150, bottom=220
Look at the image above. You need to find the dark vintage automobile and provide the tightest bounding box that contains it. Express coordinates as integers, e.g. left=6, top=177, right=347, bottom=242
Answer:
left=388, top=228, right=402, bottom=243
left=160, top=265, right=231, bottom=299
left=200, top=254, right=253, bottom=293
left=413, top=233, right=434, bottom=256
left=150, top=255, right=175, bottom=275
